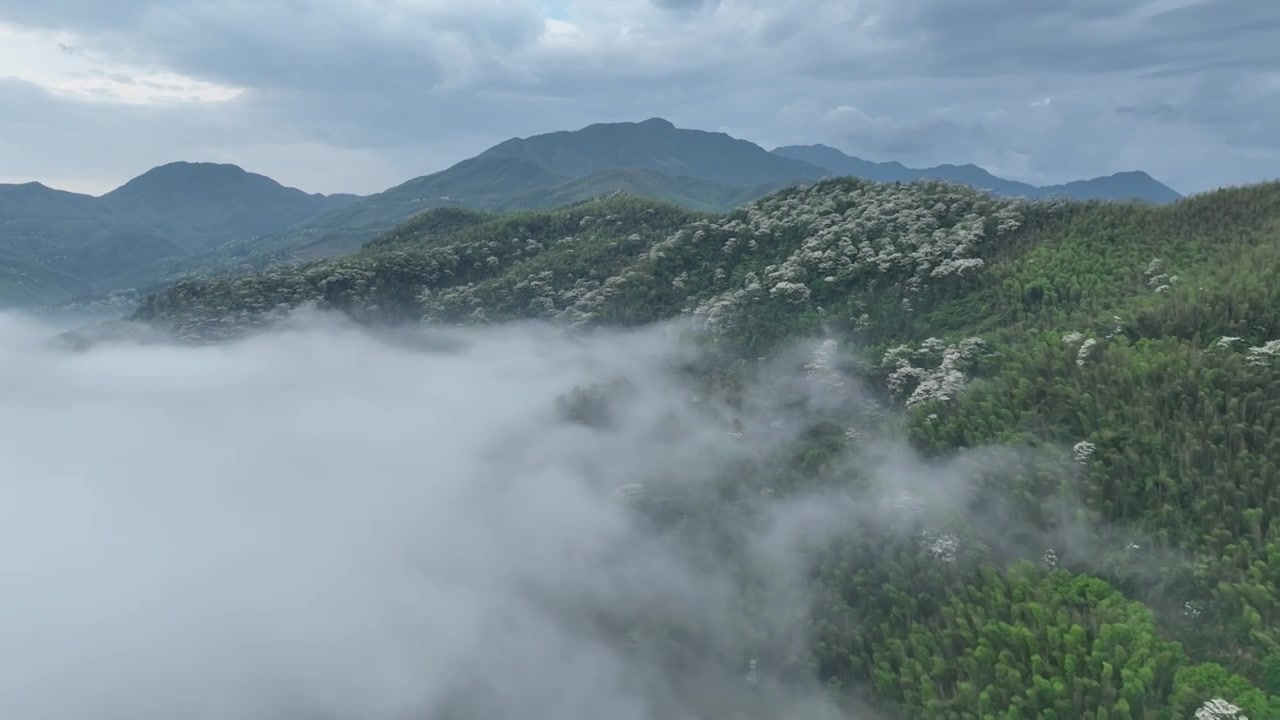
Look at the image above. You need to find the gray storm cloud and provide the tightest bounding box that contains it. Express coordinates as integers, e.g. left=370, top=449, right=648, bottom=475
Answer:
left=0, top=311, right=892, bottom=720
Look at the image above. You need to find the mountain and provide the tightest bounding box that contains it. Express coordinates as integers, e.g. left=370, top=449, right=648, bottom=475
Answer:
left=0, top=181, right=183, bottom=305
left=0, top=164, right=359, bottom=306
left=243, top=119, right=827, bottom=261
left=101, top=162, right=357, bottom=251
left=233, top=120, right=1186, bottom=267
left=478, top=117, right=826, bottom=186
left=127, top=179, right=1280, bottom=719
left=772, top=143, right=1183, bottom=203
left=4, top=119, right=1186, bottom=309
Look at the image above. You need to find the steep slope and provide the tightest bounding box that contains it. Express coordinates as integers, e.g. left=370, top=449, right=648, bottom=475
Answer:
left=131, top=179, right=1280, bottom=719
left=773, top=143, right=1182, bottom=203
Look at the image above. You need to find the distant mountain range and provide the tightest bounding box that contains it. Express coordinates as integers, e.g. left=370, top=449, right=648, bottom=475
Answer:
left=772, top=144, right=1183, bottom=204
left=1, top=118, right=1183, bottom=308
left=0, top=163, right=356, bottom=306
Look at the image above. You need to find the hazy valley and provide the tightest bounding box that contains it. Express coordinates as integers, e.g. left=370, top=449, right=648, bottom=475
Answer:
left=5, top=111, right=1278, bottom=719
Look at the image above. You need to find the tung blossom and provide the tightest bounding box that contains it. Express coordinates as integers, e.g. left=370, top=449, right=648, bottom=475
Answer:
left=805, top=338, right=845, bottom=388
left=1073, top=440, right=1096, bottom=464
left=1195, top=699, right=1248, bottom=720
left=769, top=281, right=812, bottom=303
left=879, top=491, right=927, bottom=517
left=1245, top=339, right=1280, bottom=367
left=1076, top=338, right=1098, bottom=366
left=884, top=337, right=985, bottom=407
left=922, top=531, right=959, bottom=563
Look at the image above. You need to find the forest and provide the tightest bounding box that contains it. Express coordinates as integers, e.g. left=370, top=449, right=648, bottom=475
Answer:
left=132, top=178, right=1280, bottom=719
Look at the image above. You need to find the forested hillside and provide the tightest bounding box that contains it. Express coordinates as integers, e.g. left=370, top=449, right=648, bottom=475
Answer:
left=132, top=178, right=1280, bottom=719
left=1, top=120, right=1184, bottom=310
left=0, top=164, right=357, bottom=306
left=236, top=119, right=1179, bottom=264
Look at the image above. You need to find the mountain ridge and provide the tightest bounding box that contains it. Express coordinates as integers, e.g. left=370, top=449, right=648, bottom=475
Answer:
left=772, top=143, right=1182, bottom=202
left=232, top=119, right=1179, bottom=267
left=4, top=118, right=1187, bottom=308
left=0, top=162, right=361, bottom=306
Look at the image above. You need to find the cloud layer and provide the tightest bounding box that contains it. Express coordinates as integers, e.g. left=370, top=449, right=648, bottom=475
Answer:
left=0, top=312, right=885, bottom=720
left=1, top=1, right=1277, bottom=195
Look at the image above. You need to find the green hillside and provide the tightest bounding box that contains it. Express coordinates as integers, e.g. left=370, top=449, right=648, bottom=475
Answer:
left=3, top=121, right=1191, bottom=311
left=493, top=167, right=792, bottom=215
left=0, top=249, right=93, bottom=307
left=231, top=120, right=826, bottom=262
left=200, top=121, right=1189, bottom=272
left=100, top=162, right=358, bottom=251
left=0, top=165, right=358, bottom=307
left=129, top=177, right=1280, bottom=719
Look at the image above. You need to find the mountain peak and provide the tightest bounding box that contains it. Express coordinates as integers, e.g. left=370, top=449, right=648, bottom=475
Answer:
left=135, top=161, right=250, bottom=179
left=476, top=118, right=828, bottom=187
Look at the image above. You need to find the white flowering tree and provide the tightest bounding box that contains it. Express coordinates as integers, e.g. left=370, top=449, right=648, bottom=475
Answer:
left=882, top=337, right=986, bottom=407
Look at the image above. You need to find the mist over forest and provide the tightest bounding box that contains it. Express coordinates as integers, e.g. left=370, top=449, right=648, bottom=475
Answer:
left=3, top=2, right=1279, bottom=717
left=0, top=313, right=910, bottom=719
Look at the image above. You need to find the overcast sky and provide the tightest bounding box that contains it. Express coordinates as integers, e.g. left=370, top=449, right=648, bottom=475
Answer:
left=1, top=0, right=1276, bottom=197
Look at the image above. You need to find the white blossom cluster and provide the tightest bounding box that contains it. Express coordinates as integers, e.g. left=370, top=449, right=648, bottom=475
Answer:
left=882, top=337, right=985, bottom=407
left=843, top=427, right=862, bottom=446
left=1245, top=339, right=1280, bottom=367
left=1195, top=698, right=1248, bottom=720
left=1063, top=329, right=1112, bottom=366
left=876, top=491, right=966, bottom=564
left=1073, top=440, right=1097, bottom=464
left=147, top=180, right=1032, bottom=342
left=413, top=180, right=1032, bottom=336
left=1042, top=549, right=1059, bottom=567
left=878, top=490, right=927, bottom=518
left=1210, top=337, right=1280, bottom=367
left=682, top=180, right=1025, bottom=330
left=690, top=273, right=766, bottom=336
left=805, top=338, right=846, bottom=389
left=743, top=182, right=1020, bottom=300
left=1105, top=315, right=1125, bottom=339
left=1144, top=257, right=1179, bottom=294
left=1076, top=338, right=1098, bottom=366
left=639, top=227, right=699, bottom=261
left=920, top=530, right=959, bottom=563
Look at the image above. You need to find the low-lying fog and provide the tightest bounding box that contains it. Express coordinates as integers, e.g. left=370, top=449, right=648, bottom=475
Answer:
left=0, top=311, right=885, bottom=720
